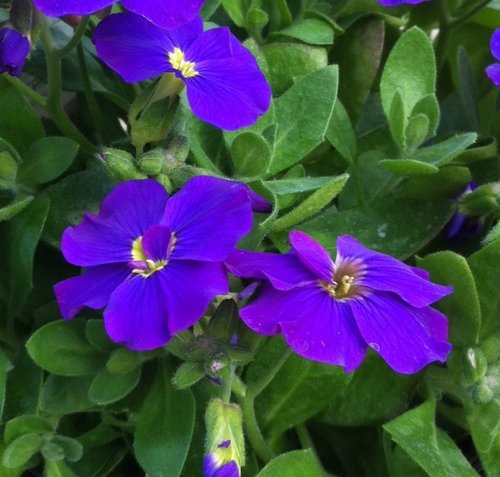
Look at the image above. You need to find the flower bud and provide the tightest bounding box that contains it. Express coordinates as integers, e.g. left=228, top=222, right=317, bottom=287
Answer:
left=100, top=148, right=146, bottom=182
left=0, top=27, right=30, bottom=77
left=204, top=399, right=245, bottom=477
left=472, top=381, right=494, bottom=405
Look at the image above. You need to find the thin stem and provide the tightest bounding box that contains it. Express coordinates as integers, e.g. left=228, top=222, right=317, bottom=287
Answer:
left=77, top=42, right=105, bottom=143
left=449, top=0, right=493, bottom=28
left=221, top=364, right=236, bottom=403
left=296, top=423, right=322, bottom=467
left=242, top=394, right=274, bottom=463
left=247, top=347, right=292, bottom=398
left=2, top=74, right=46, bottom=107
left=435, top=0, right=452, bottom=70
left=55, top=16, right=90, bottom=58
left=242, top=347, right=292, bottom=463
left=39, top=18, right=96, bottom=154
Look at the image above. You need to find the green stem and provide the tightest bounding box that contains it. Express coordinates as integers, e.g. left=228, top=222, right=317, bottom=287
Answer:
left=296, top=423, right=322, bottom=467
left=449, top=0, right=493, bottom=28
left=39, top=19, right=96, bottom=154
left=55, top=16, right=90, bottom=58
left=222, top=364, right=236, bottom=403
left=76, top=42, right=104, bottom=143
left=242, top=347, right=292, bottom=463
left=1, top=74, right=46, bottom=107
left=436, top=0, right=452, bottom=70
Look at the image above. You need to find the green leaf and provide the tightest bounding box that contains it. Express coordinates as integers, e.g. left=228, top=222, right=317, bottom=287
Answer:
left=322, top=354, right=419, bottom=426
left=0, top=195, right=33, bottom=222
left=4, top=416, right=54, bottom=444
left=17, top=137, right=79, bottom=185
left=171, top=362, right=205, bottom=390
left=384, top=400, right=480, bottom=477
left=379, top=159, right=439, bottom=176
left=275, top=18, right=334, bottom=45
left=467, top=399, right=500, bottom=455
left=388, top=90, right=407, bottom=149
left=106, top=348, right=142, bottom=375
left=0, top=87, right=44, bottom=155
left=286, top=196, right=454, bottom=259
left=336, top=16, right=385, bottom=122
left=417, top=252, right=481, bottom=347
left=222, top=0, right=246, bottom=26
left=26, top=320, right=107, bottom=376
left=271, top=173, right=349, bottom=232
left=231, top=132, right=271, bottom=178
left=40, top=166, right=115, bottom=248
left=249, top=338, right=350, bottom=434
left=2, top=433, right=43, bottom=469
left=5, top=198, right=49, bottom=319
left=268, top=66, right=338, bottom=175
left=256, top=450, right=327, bottom=477
left=405, top=114, right=430, bottom=151
left=45, top=460, right=79, bottom=477
left=51, top=436, right=83, bottom=463
left=410, top=94, right=440, bottom=139
left=0, top=151, right=17, bottom=190
left=468, top=239, right=500, bottom=338
left=380, top=27, right=436, bottom=127
left=326, top=100, right=357, bottom=165
left=0, top=350, right=10, bottom=424
left=134, top=362, right=195, bottom=477
left=263, top=43, right=328, bottom=96
left=40, top=375, right=95, bottom=415
left=265, top=176, right=335, bottom=196
left=88, top=367, right=141, bottom=405
left=413, top=133, right=477, bottom=168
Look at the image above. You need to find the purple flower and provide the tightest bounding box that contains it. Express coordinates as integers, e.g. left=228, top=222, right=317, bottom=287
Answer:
left=203, top=441, right=240, bottom=477
left=0, top=27, right=30, bottom=77
left=226, top=232, right=452, bottom=374
left=378, top=0, right=431, bottom=5
left=93, top=13, right=271, bottom=130
left=33, top=0, right=204, bottom=29
left=486, top=30, right=500, bottom=87
left=54, top=177, right=258, bottom=350
left=445, top=181, right=483, bottom=241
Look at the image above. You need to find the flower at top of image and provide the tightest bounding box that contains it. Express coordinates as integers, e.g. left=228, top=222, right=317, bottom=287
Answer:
left=0, top=27, right=30, bottom=77
left=93, top=13, right=271, bottom=130
left=226, top=231, right=453, bottom=374
left=377, top=0, right=431, bottom=6
left=33, top=0, right=204, bottom=30
left=486, top=29, right=500, bottom=87
left=54, top=177, right=265, bottom=350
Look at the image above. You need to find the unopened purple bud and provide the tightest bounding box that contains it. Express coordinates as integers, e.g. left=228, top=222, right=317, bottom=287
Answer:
left=203, top=440, right=240, bottom=477
left=0, top=27, right=30, bottom=77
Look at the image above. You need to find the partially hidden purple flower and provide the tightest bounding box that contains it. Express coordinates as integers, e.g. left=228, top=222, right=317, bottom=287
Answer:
left=445, top=181, right=483, bottom=240
left=33, top=0, right=204, bottom=29
left=377, top=0, right=431, bottom=6
left=226, top=231, right=453, bottom=374
left=54, top=177, right=259, bottom=350
left=0, top=27, right=30, bottom=77
left=203, top=441, right=240, bottom=477
left=93, top=13, right=271, bottom=130
left=486, top=30, right=500, bottom=87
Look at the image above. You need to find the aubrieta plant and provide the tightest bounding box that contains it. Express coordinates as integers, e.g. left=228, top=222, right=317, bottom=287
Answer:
left=1, top=0, right=500, bottom=476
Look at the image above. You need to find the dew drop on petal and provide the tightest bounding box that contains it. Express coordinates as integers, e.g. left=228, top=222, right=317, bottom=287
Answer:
left=369, top=342, right=380, bottom=352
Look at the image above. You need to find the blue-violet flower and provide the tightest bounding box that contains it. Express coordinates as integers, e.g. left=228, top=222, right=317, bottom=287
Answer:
left=378, top=0, right=431, bottom=5
left=33, top=0, right=204, bottom=29
left=0, top=27, right=30, bottom=77
left=54, top=177, right=260, bottom=350
left=486, top=29, right=500, bottom=87
left=93, top=13, right=271, bottom=130
left=203, top=441, right=240, bottom=477
left=226, top=231, right=453, bottom=374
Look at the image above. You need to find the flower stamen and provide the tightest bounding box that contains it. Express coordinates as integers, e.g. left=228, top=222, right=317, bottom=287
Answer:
left=168, top=47, right=198, bottom=78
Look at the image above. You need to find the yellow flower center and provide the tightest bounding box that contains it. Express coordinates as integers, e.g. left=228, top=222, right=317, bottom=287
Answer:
left=319, top=275, right=355, bottom=299
left=130, top=236, right=168, bottom=278
left=168, top=48, right=198, bottom=78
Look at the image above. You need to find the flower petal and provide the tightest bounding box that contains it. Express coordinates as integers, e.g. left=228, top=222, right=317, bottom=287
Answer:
left=104, top=260, right=227, bottom=349
left=122, top=0, right=204, bottom=30
left=280, top=288, right=367, bottom=371
left=62, top=179, right=167, bottom=267
left=349, top=292, right=451, bottom=374
left=93, top=12, right=173, bottom=83
left=33, top=0, right=115, bottom=16
left=491, top=29, right=500, bottom=61
left=0, top=28, right=31, bottom=77
left=336, top=235, right=452, bottom=307
left=161, top=260, right=229, bottom=336
left=185, top=28, right=271, bottom=129
left=163, top=177, right=253, bottom=261
left=203, top=455, right=239, bottom=477
left=141, top=225, right=172, bottom=261
left=289, top=231, right=334, bottom=281
left=486, top=63, right=500, bottom=88
left=225, top=250, right=316, bottom=290
left=54, top=264, right=130, bottom=319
